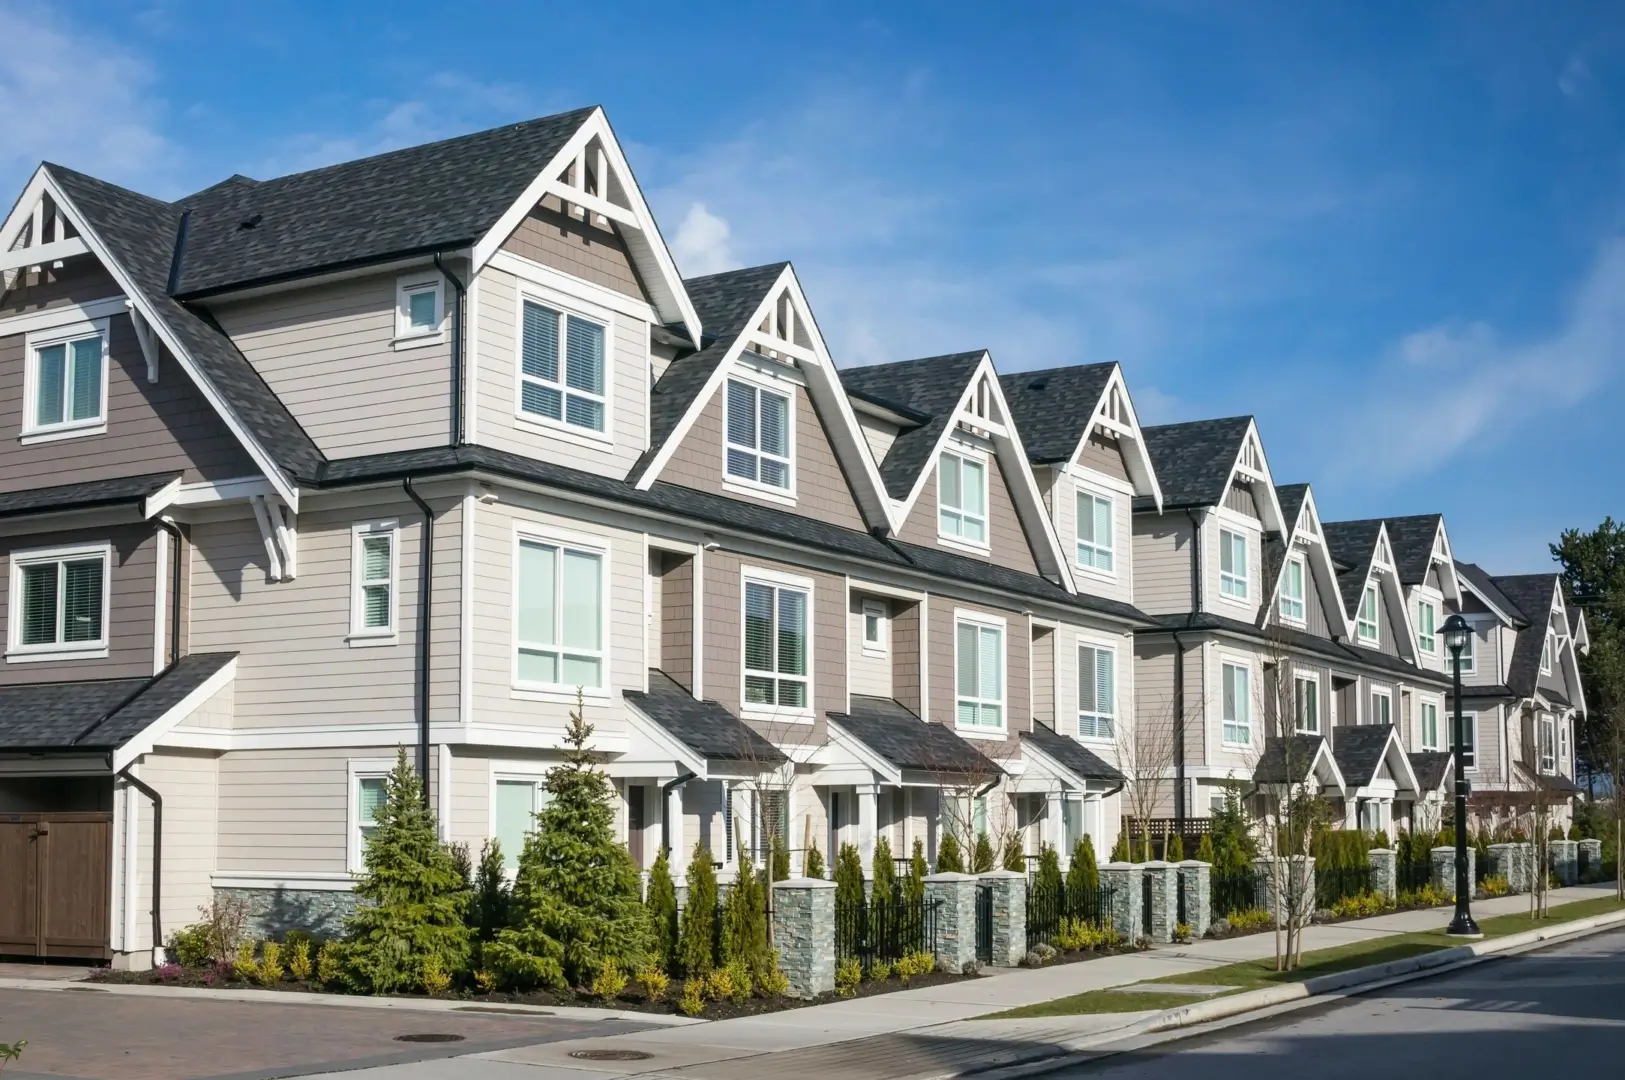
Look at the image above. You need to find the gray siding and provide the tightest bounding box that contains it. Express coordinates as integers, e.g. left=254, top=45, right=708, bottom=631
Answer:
left=0, top=259, right=120, bottom=318
left=1223, top=481, right=1260, bottom=518
left=1031, top=625, right=1055, bottom=731
left=1131, top=514, right=1194, bottom=615
left=896, top=442, right=1040, bottom=576
left=659, top=553, right=695, bottom=690
left=848, top=593, right=892, bottom=698
left=1075, top=432, right=1130, bottom=482
left=216, top=747, right=350, bottom=872
left=500, top=195, right=652, bottom=304
left=892, top=600, right=922, bottom=715
left=134, top=749, right=218, bottom=942
left=925, top=595, right=1029, bottom=734
left=1049, top=467, right=1134, bottom=606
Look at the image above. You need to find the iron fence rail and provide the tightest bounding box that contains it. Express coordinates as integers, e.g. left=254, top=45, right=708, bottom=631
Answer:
left=834, top=885, right=940, bottom=974
left=1024, top=879, right=1116, bottom=951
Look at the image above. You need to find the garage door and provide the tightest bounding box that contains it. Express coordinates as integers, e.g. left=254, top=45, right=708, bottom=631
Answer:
left=0, top=812, right=113, bottom=960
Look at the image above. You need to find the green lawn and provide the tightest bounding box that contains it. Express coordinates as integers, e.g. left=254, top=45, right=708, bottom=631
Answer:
left=983, top=895, right=1625, bottom=1018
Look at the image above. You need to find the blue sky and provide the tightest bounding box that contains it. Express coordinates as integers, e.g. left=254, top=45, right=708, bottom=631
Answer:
left=5, top=1, right=1622, bottom=573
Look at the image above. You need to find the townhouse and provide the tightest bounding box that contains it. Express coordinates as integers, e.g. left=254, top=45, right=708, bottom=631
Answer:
left=0, top=105, right=1584, bottom=969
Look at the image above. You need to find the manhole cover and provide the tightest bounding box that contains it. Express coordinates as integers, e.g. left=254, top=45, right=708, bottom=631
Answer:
left=393, top=1033, right=466, bottom=1043
left=571, top=1050, right=654, bottom=1061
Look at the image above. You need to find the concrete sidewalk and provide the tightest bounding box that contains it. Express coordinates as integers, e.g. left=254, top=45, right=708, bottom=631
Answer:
left=299, top=884, right=1623, bottom=1080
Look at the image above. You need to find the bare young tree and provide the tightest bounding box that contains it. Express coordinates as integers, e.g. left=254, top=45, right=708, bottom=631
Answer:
left=1511, top=705, right=1567, bottom=919
left=1116, top=692, right=1181, bottom=862
left=925, top=738, right=1020, bottom=872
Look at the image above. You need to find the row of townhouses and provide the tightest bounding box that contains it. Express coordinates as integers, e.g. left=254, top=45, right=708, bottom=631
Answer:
left=0, top=106, right=1587, bottom=967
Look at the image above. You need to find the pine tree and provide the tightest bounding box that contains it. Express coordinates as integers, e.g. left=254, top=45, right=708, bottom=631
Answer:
left=1066, top=836, right=1098, bottom=900
left=1166, top=833, right=1185, bottom=862
left=1196, top=833, right=1215, bottom=864
left=936, top=832, right=965, bottom=873
left=872, top=836, right=897, bottom=898
left=971, top=833, right=996, bottom=874
left=1001, top=834, right=1026, bottom=872
left=645, top=850, right=678, bottom=973
left=1110, top=830, right=1131, bottom=863
left=340, top=748, right=470, bottom=993
left=834, top=843, right=865, bottom=958
left=471, top=838, right=511, bottom=942
left=678, top=843, right=718, bottom=978
left=720, top=863, right=770, bottom=978
left=1035, top=843, right=1062, bottom=895
left=905, top=838, right=928, bottom=903
left=486, top=696, right=650, bottom=989
left=804, top=841, right=825, bottom=879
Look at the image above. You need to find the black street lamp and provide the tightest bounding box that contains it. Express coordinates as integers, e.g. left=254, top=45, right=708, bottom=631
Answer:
left=1441, top=614, right=1482, bottom=937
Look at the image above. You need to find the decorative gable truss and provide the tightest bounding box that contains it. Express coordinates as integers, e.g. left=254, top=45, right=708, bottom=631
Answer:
left=1225, top=422, right=1288, bottom=535
left=1542, top=581, right=1588, bottom=716
left=472, top=107, right=701, bottom=347
left=893, top=353, right=1073, bottom=585
left=1260, top=485, right=1349, bottom=638
left=634, top=263, right=895, bottom=527
left=1064, top=364, right=1162, bottom=508
left=1428, top=522, right=1462, bottom=606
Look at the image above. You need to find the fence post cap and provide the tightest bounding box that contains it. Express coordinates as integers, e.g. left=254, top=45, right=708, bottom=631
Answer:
left=1142, top=860, right=1173, bottom=869
left=923, top=872, right=977, bottom=883
left=1177, top=859, right=1211, bottom=868
left=1099, top=861, right=1140, bottom=871
left=772, top=876, right=837, bottom=889
left=977, top=869, right=1026, bottom=880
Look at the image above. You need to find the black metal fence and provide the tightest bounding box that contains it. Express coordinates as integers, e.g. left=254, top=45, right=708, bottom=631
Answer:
left=835, top=885, right=940, bottom=974
left=1397, top=856, right=1432, bottom=895
left=1315, top=864, right=1375, bottom=908
left=975, top=882, right=993, bottom=963
left=1025, top=878, right=1116, bottom=951
left=1211, top=866, right=1258, bottom=918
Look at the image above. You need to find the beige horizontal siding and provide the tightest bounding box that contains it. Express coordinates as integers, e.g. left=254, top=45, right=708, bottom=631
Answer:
left=1131, top=515, right=1194, bottom=615
left=134, top=749, right=218, bottom=945
left=216, top=747, right=353, bottom=873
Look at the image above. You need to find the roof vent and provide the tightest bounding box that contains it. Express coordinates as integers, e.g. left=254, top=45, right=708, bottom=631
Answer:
left=238, top=213, right=263, bottom=231
left=1027, top=376, right=1049, bottom=391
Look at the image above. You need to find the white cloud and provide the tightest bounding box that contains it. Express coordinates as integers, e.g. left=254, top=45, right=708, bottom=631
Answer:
left=671, top=202, right=735, bottom=277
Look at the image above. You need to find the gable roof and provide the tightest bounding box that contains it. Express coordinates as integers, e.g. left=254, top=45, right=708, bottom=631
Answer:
left=1382, top=514, right=1444, bottom=586
left=1322, top=519, right=1386, bottom=616
left=0, top=472, right=179, bottom=521
left=827, top=697, right=998, bottom=776
left=170, top=109, right=596, bottom=298
left=840, top=352, right=986, bottom=500
left=1253, top=735, right=1343, bottom=790
left=1493, top=573, right=1563, bottom=698
left=1408, top=751, right=1454, bottom=793
left=1139, top=417, right=1254, bottom=509
left=622, top=670, right=785, bottom=766
left=1454, top=561, right=1528, bottom=627
left=0, top=652, right=236, bottom=753
left=1275, top=484, right=1311, bottom=535
left=997, top=363, right=1115, bottom=465
left=1020, top=722, right=1124, bottom=783
left=1329, top=723, right=1418, bottom=792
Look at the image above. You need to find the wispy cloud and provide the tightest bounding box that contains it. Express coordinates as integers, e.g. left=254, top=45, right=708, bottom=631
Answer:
left=671, top=203, right=734, bottom=277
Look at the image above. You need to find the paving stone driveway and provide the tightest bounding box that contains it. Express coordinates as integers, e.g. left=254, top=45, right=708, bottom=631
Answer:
left=0, top=987, right=646, bottom=1080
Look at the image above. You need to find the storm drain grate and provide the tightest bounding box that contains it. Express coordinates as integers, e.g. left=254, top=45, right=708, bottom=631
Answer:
left=394, top=1033, right=466, bottom=1043
left=571, top=1050, right=654, bottom=1061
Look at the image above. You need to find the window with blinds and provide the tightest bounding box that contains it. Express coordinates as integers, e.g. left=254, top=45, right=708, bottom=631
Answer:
left=1077, top=643, right=1115, bottom=739
left=349, top=525, right=397, bottom=638
left=743, top=579, right=808, bottom=708
left=12, top=549, right=106, bottom=651
left=356, top=775, right=387, bottom=857
left=29, top=329, right=105, bottom=433
left=955, top=618, right=1004, bottom=729
left=520, top=299, right=607, bottom=432
left=1279, top=556, right=1306, bottom=624
left=724, top=379, right=792, bottom=490
left=1075, top=491, right=1114, bottom=572
left=939, top=451, right=987, bottom=545
left=516, top=536, right=605, bottom=690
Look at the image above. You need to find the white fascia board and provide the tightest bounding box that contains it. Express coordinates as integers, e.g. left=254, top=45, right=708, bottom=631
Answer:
left=42, top=172, right=300, bottom=511
left=113, top=657, right=237, bottom=771
left=0, top=166, right=50, bottom=254
left=140, top=477, right=184, bottom=519
left=1431, top=519, right=1462, bottom=605
left=470, top=107, right=701, bottom=347
left=622, top=697, right=710, bottom=779
left=1016, top=737, right=1091, bottom=793
left=1233, top=420, right=1286, bottom=535
left=821, top=718, right=902, bottom=784
left=1065, top=365, right=1164, bottom=509
left=1311, top=740, right=1348, bottom=795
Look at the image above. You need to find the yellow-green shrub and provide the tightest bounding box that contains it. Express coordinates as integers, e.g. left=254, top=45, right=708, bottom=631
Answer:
left=835, top=958, right=862, bottom=997
left=255, top=941, right=284, bottom=985
left=420, top=956, right=452, bottom=995
left=677, top=979, right=706, bottom=1016
left=1227, top=908, right=1274, bottom=933
left=286, top=938, right=313, bottom=981
left=1481, top=875, right=1510, bottom=898
left=591, top=958, right=628, bottom=1000
left=234, top=942, right=258, bottom=981
left=638, top=968, right=670, bottom=1001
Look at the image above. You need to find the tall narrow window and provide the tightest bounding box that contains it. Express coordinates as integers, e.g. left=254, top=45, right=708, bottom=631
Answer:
left=955, top=618, right=1005, bottom=729
left=1075, top=491, right=1114, bottom=572
left=350, top=524, right=396, bottom=638
left=743, top=579, right=808, bottom=708
left=1357, top=584, right=1380, bottom=644
left=495, top=778, right=544, bottom=870
left=1457, top=711, right=1477, bottom=767
left=1417, top=600, right=1437, bottom=654
left=1222, top=662, right=1251, bottom=745
left=1540, top=632, right=1553, bottom=675
left=1420, top=700, right=1440, bottom=751
left=939, top=451, right=988, bottom=545
left=27, top=327, right=106, bottom=435
left=1219, top=529, right=1248, bottom=599
left=351, top=773, right=388, bottom=869
left=520, top=299, right=607, bottom=432
left=1539, top=713, right=1555, bottom=773
left=725, top=379, right=792, bottom=490
left=10, top=545, right=108, bottom=653
left=1369, top=688, right=1392, bottom=726
left=1279, top=555, right=1306, bottom=623
left=515, top=537, right=604, bottom=690
left=1294, top=674, right=1319, bottom=734
left=1077, top=644, right=1115, bottom=739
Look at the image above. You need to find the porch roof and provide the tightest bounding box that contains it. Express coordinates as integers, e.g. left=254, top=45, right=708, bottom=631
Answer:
left=0, top=652, right=238, bottom=753
left=1019, top=721, right=1123, bottom=783
left=622, top=670, right=786, bottom=767
left=825, top=697, right=999, bottom=778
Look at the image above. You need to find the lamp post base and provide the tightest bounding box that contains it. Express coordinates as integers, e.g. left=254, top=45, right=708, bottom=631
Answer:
left=1446, top=911, right=1482, bottom=938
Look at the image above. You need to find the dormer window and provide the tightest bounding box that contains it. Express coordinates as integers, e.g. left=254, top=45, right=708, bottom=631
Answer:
left=520, top=299, right=607, bottom=433
left=1219, top=529, right=1248, bottom=600
left=1417, top=599, right=1437, bottom=654
left=24, top=321, right=108, bottom=441
left=1075, top=490, right=1114, bottom=573
left=1278, top=555, right=1306, bottom=624
left=725, top=379, right=792, bottom=491
left=939, top=450, right=988, bottom=546
left=1357, top=584, right=1380, bottom=644
left=1540, top=632, right=1553, bottom=675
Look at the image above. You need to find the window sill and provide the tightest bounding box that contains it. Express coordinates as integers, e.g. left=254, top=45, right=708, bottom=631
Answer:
left=722, top=476, right=797, bottom=507
left=511, top=685, right=613, bottom=704
left=391, top=332, right=446, bottom=351
left=861, top=646, right=889, bottom=660
left=346, top=633, right=399, bottom=648
left=19, top=421, right=106, bottom=445
left=937, top=534, right=992, bottom=558
left=954, top=725, right=1008, bottom=741
left=1220, top=739, right=1253, bottom=752
left=512, top=411, right=614, bottom=446
left=1277, top=614, right=1307, bottom=630
left=6, top=644, right=109, bottom=664
left=1216, top=590, right=1252, bottom=609
left=740, top=706, right=814, bottom=724
left=1074, top=561, right=1118, bottom=582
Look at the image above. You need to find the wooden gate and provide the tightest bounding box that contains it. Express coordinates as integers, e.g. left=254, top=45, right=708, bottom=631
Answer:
left=0, top=812, right=113, bottom=960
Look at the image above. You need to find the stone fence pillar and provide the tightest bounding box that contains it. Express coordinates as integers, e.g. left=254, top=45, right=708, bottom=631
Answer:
left=1177, top=861, right=1211, bottom=939
left=1579, top=838, right=1604, bottom=880
left=924, top=873, right=979, bottom=974
left=1548, top=839, right=1578, bottom=887
left=1488, top=843, right=1532, bottom=893
left=771, top=878, right=835, bottom=998
left=1252, top=857, right=1315, bottom=923
left=978, top=870, right=1026, bottom=966
left=1097, top=862, right=1143, bottom=941
left=1141, top=861, right=1179, bottom=944
left=1367, top=848, right=1397, bottom=901
left=1429, top=846, right=1475, bottom=900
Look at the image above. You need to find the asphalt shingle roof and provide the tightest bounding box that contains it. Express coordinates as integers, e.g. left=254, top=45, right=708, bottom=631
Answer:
left=997, top=363, right=1116, bottom=465
left=840, top=352, right=985, bottom=500
left=0, top=473, right=178, bottom=520
left=1274, top=483, right=1310, bottom=536
left=1322, top=519, right=1384, bottom=617
left=828, top=697, right=998, bottom=776
left=1408, top=751, right=1454, bottom=792
left=1140, top=417, right=1253, bottom=509
left=623, top=670, right=785, bottom=765
left=1328, top=723, right=1398, bottom=787
left=0, top=652, right=236, bottom=750
left=1454, top=561, right=1529, bottom=627
left=1020, top=722, right=1123, bottom=782
left=1494, top=574, right=1561, bottom=698
left=1252, top=735, right=1329, bottom=784
left=1382, top=514, right=1444, bottom=586
left=1141, top=612, right=1449, bottom=686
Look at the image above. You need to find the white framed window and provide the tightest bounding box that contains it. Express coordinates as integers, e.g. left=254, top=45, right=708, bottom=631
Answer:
left=725, top=378, right=793, bottom=492
left=348, top=522, right=398, bottom=642
left=1294, top=672, right=1320, bottom=734
left=519, top=297, right=608, bottom=433
left=1357, top=584, right=1380, bottom=644
left=1417, top=599, right=1437, bottom=654
left=1075, top=490, right=1114, bottom=573
left=1420, top=700, right=1441, bottom=751
left=1450, top=624, right=1477, bottom=675
left=394, top=276, right=444, bottom=345
left=1457, top=710, right=1477, bottom=767
left=1219, top=529, right=1248, bottom=600
left=22, top=319, right=108, bottom=441
left=1077, top=642, right=1115, bottom=740
left=492, top=771, right=551, bottom=872
left=1540, top=632, right=1553, bottom=675
left=514, top=531, right=606, bottom=692
left=955, top=615, right=1005, bottom=730
left=1539, top=712, right=1555, bottom=773
left=1558, top=716, right=1569, bottom=770
left=1222, top=661, right=1251, bottom=746
left=1278, top=555, right=1306, bottom=624
left=938, top=450, right=988, bottom=547
left=1369, top=687, right=1392, bottom=727
left=347, top=760, right=395, bottom=872
left=743, top=574, right=810, bottom=711
left=861, top=599, right=888, bottom=656
left=6, top=542, right=110, bottom=661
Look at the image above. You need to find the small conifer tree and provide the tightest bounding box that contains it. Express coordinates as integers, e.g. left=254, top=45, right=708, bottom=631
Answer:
left=834, top=842, right=865, bottom=957
left=971, top=833, right=997, bottom=874
left=471, top=838, right=511, bottom=943
left=1035, top=843, right=1062, bottom=895
left=936, top=832, right=965, bottom=873
left=678, top=843, right=718, bottom=978
left=905, top=838, right=928, bottom=903
left=340, top=748, right=470, bottom=993
left=720, top=863, right=771, bottom=978
left=1110, top=830, right=1131, bottom=863
left=771, top=835, right=791, bottom=882
left=803, top=841, right=825, bottom=879
left=1166, top=833, right=1185, bottom=862
left=1066, top=836, right=1098, bottom=899
left=872, top=836, right=897, bottom=898
left=1002, top=834, right=1026, bottom=873
left=645, top=850, right=679, bottom=973
left=1196, top=833, right=1215, bottom=863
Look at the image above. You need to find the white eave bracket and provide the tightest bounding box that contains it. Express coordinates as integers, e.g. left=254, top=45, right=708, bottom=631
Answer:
left=126, top=300, right=160, bottom=383
left=250, top=494, right=298, bottom=582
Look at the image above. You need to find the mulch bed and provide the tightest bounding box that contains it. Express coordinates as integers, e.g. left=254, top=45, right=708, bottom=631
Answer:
left=87, top=965, right=970, bottom=1020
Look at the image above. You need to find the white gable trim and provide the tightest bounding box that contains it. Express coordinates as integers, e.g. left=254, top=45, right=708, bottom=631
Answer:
left=1455, top=569, right=1520, bottom=628
left=822, top=717, right=903, bottom=784
left=1261, top=487, right=1352, bottom=638
left=469, top=107, right=701, bottom=348
left=116, top=657, right=238, bottom=771
left=1357, top=524, right=1422, bottom=662
left=1221, top=420, right=1286, bottom=535
left=1428, top=519, right=1462, bottom=605
left=1064, top=364, right=1163, bottom=508
left=621, top=696, right=711, bottom=780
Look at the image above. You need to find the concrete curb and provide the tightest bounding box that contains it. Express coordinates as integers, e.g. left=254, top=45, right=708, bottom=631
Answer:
left=0, top=977, right=703, bottom=1027
left=943, top=907, right=1625, bottom=1080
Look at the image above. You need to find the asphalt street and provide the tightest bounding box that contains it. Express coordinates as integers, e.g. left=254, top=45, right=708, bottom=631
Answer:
left=1052, top=925, right=1625, bottom=1080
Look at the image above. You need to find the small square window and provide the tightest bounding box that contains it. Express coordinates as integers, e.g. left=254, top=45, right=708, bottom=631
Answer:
left=861, top=600, right=888, bottom=654
left=396, top=278, right=443, bottom=342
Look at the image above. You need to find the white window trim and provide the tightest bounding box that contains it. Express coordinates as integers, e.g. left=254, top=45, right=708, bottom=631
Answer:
left=1418, top=697, right=1442, bottom=752
left=347, top=521, right=400, bottom=645
left=740, top=566, right=815, bottom=722
left=512, top=283, right=615, bottom=445
left=510, top=522, right=612, bottom=700
left=1220, top=657, right=1253, bottom=748
left=1217, top=528, right=1250, bottom=605
left=937, top=446, right=991, bottom=554
left=1451, top=621, right=1478, bottom=675
left=5, top=540, right=112, bottom=663
left=1357, top=584, right=1380, bottom=645
left=1458, top=709, right=1478, bottom=770
left=1278, top=553, right=1307, bottom=627
left=1076, top=640, right=1116, bottom=743
left=1368, top=686, right=1393, bottom=727
left=722, top=369, right=797, bottom=503
left=1416, top=597, right=1438, bottom=655
left=1539, top=712, right=1556, bottom=774
left=393, top=275, right=445, bottom=349
left=954, top=609, right=1007, bottom=736
left=1073, top=485, right=1116, bottom=579
left=1540, top=632, right=1554, bottom=675
left=1293, top=670, right=1320, bottom=734
left=347, top=758, right=397, bottom=873
left=489, top=760, right=552, bottom=876
left=861, top=599, right=888, bottom=658
left=20, top=317, right=110, bottom=443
